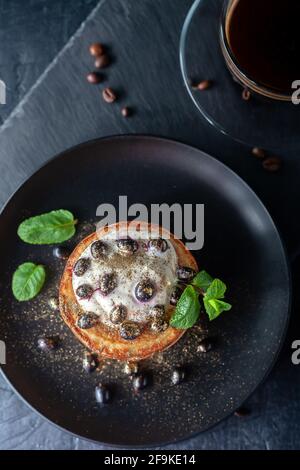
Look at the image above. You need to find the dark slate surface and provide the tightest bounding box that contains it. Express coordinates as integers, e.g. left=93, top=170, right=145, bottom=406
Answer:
left=0, top=0, right=300, bottom=450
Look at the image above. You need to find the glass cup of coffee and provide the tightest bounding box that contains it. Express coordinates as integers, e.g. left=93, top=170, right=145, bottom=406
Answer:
left=220, top=0, right=300, bottom=102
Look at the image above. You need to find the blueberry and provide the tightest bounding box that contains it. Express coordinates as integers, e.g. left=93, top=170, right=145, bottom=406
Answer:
left=170, top=286, right=183, bottom=305
left=120, top=321, right=141, bottom=340
left=95, top=383, right=111, bottom=404
left=132, top=373, right=149, bottom=391
left=76, top=284, right=94, bottom=299
left=37, top=336, right=59, bottom=352
left=171, top=367, right=186, bottom=385
left=116, top=238, right=138, bottom=256
left=91, top=240, right=108, bottom=259
left=149, top=305, right=165, bottom=319
left=83, top=352, right=99, bottom=373
left=176, top=266, right=196, bottom=282
left=148, top=238, right=168, bottom=253
left=73, top=258, right=91, bottom=276
left=110, top=304, right=127, bottom=324
left=197, top=338, right=213, bottom=353
left=150, top=318, right=168, bottom=333
left=99, top=272, right=117, bottom=295
left=135, top=279, right=155, bottom=302
left=76, top=312, right=99, bottom=329
left=53, top=246, right=70, bottom=260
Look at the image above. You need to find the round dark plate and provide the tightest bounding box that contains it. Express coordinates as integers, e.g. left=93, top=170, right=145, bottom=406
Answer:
left=0, top=136, right=290, bottom=447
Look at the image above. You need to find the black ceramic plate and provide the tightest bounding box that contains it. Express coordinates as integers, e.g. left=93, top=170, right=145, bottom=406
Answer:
left=0, top=136, right=290, bottom=447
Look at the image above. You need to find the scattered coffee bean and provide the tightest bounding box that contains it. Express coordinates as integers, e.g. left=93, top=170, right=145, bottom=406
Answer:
left=89, top=42, right=105, bottom=57
left=91, top=240, right=108, bottom=259
left=262, top=156, right=281, bottom=173
left=252, top=147, right=265, bottom=159
left=102, top=87, right=117, bottom=103
left=170, top=285, right=183, bottom=305
left=197, top=79, right=212, bottom=91
left=37, top=336, right=59, bottom=352
left=76, top=312, right=99, bottom=329
left=234, top=406, right=251, bottom=418
left=121, top=106, right=131, bottom=118
left=53, top=246, right=70, bottom=260
left=197, top=338, right=213, bottom=353
left=73, top=257, right=91, bottom=276
left=95, top=383, right=111, bottom=404
left=171, top=367, right=186, bottom=385
left=83, top=352, right=99, bottom=373
left=110, top=304, right=127, bottom=324
left=120, top=321, right=141, bottom=340
left=86, top=71, right=103, bottom=84
left=76, top=284, right=94, bottom=299
left=124, top=362, right=139, bottom=376
left=48, top=296, right=59, bottom=311
left=177, top=266, right=196, bottom=282
left=132, top=373, right=149, bottom=391
left=99, top=272, right=117, bottom=295
left=242, top=88, right=251, bottom=101
left=94, top=54, right=110, bottom=68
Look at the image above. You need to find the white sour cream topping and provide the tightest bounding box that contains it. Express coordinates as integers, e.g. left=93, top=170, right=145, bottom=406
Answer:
left=72, top=229, right=178, bottom=329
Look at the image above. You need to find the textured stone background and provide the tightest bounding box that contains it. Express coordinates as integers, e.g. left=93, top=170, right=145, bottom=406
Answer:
left=0, top=0, right=300, bottom=450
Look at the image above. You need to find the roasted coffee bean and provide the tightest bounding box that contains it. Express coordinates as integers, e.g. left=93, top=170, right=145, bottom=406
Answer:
left=171, top=367, right=186, bottom=385
left=234, top=407, right=251, bottom=418
left=95, top=383, right=111, bottom=404
left=73, top=258, right=90, bottom=276
left=48, top=296, right=59, bottom=310
left=91, top=240, right=108, bottom=259
left=99, top=272, right=117, bottom=295
left=116, top=238, right=138, bottom=256
left=76, top=284, right=94, bottom=299
left=197, top=338, right=213, bottom=353
left=177, top=266, right=196, bottom=282
left=52, top=246, right=70, bottom=260
left=135, top=280, right=155, bottom=302
left=89, top=42, right=105, bottom=57
left=132, top=373, right=149, bottom=391
left=110, top=304, right=127, bottom=324
left=77, top=312, right=99, bottom=329
left=197, top=79, right=212, bottom=91
left=37, top=336, right=59, bottom=352
left=124, top=362, right=139, bottom=376
left=121, top=106, right=131, bottom=117
left=120, top=321, right=141, bottom=340
left=86, top=71, right=103, bottom=84
left=262, top=156, right=281, bottom=172
left=102, top=87, right=117, bottom=103
left=148, top=238, right=168, bottom=253
left=94, top=54, right=110, bottom=68
left=170, top=285, right=183, bottom=305
left=83, top=352, right=99, bottom=373
left=252, top=147, right=266, bottom=159
left=242, top=88, right=251, bottom=100
left=150, top=317, right=168, bottom=333
left=149, top=305, right=165, bottom=319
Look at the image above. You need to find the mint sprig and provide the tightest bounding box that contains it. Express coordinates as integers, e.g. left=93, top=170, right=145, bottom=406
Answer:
left=170, top=270, right=232, bottom=329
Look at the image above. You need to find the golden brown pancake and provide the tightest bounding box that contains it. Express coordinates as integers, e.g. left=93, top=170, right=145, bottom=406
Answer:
left=59, top=222, right=198, bottom=362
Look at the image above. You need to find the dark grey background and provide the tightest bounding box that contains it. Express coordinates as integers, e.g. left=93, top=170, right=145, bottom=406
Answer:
left=0, top=0, right=299, bottom=450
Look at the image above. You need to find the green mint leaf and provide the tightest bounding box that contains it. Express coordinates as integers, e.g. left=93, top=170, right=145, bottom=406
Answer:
left=192, top=270, right=213, bottom=292
left=17, top=209, right=77, bottom=244
left=205, top=278, right=227, bottom=300
left=12, top=262, right=46, bottom=301
left=170, top=285, right=200, bottom=329
left=204, top=298, right=232, bottom=321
